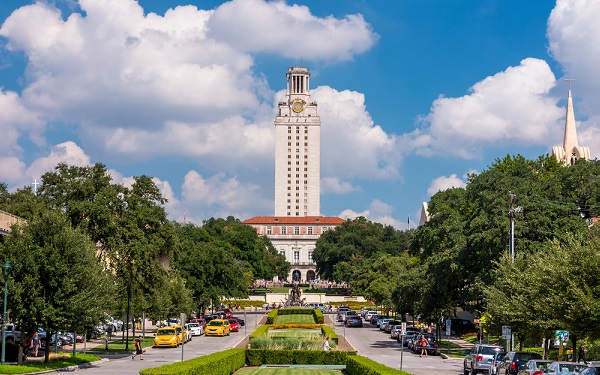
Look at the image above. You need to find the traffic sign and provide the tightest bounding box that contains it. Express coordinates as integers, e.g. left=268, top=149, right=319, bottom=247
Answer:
left=445, top=319, right=451, bottom=336
left=401, top=322, right=407, bottom=335
left=502, top=325, right=511, bottom=339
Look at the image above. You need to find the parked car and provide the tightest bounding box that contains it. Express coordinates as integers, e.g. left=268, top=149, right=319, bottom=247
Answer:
left=189, top=318, right=207, bottom=329
left=412, top=333, right=438, bottom=355
left=499, top=352, right=543, bottom=375
left=545, top=361, right=587, bottom=375
left=344, top=311, right=359, bottom=323
left=407, top=333, right=421, bottom=351
left=227, top=318, right=240, bottom=332
left=153, top=327, right=180, bottom=348
left=580, top=362, right=600, bottom=375
left=185, top=322, right=204, bottom=336
left=364, top=311, right=378, bottom=321
left=464, top=344, right=505, bottom=375
left=384, top=320, right=402, bottom=333
left=490, top=351, right=507, bottom=375
left=205, top=319, right=231, bottom=337
left=337, top=307, right=350, bottom=321
left=231, top=317, right=245, bottom=326
left=378, top=318, right=391, bottom=330
left=346, top=316, right=363, bottom=327
left=397, top=328, right=421, bottom=346
left=516, top=359, right=553, bottom=375
left=369, top=314, right=382, bottom=325
left=216, top=309, right=233, bottom=318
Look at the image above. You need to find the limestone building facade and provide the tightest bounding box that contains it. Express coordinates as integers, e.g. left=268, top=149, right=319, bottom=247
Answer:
left=244, top=66, right=344, bottom=282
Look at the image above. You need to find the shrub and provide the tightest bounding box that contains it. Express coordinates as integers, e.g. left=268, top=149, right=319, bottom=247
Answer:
left=313, top=309, right=324, bottom=324
left=249, top=325, right=269, bottom=339
left=140, top=348, right=245, bottom=375
left=346, top=355, right=413, bottom=375
left=266, top=309, right=279, bottom=324
left=321, top=325, right=339, bottom=345
left=246, top=349, right=356, bottom=366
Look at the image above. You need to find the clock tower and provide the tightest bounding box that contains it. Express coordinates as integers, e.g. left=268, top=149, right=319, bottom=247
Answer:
left=274, top=66, right=321, bottom=216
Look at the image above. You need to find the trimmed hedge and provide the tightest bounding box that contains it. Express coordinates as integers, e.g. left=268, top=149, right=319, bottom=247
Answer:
left=139, top=348, right=246, bottom=375
left=346, top=355, right=413, bottom=375
left=313, top=309, right=324, bottom=324
left=321, top=325, right=339, bottom=345
left=246, top=349, right=357, bottom=366
left=249, top=325, right=269, bottom=339
left=266, top=309, right=279, bottom=324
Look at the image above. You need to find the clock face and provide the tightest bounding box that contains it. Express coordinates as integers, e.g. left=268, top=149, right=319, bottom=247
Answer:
left=292, top=101, right=304, bottom=113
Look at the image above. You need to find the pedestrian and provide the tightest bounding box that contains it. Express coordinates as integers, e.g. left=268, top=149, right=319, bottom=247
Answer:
left=132, top=336, right=143, bottom=360
left=578, top=344, right=587, bottom=365
left=420, top=335, right=428, bottom=357
left=323, top=336, right=330, bottom=351
left=32, top=331, right=40, bottom=357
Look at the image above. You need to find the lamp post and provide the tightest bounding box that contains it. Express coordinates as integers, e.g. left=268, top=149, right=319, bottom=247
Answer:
left=2, top=261, right=12, bottom=365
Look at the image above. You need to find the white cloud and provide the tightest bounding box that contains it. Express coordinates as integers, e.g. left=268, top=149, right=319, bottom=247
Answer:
left=208, top=0, right=378, bottom=61
left=339, top=199, right=404, bottom=229
left=321, top=177, right=360, bottom=195
left=413, top=58, right=563, bottom=158
left=427, top=174, right=467, bottom=196
left=547, top=0, right=600, bottom=159
left=0, top=89, right=44, bottom=157
left=313, top=86, right=403, bottom=181
left=27, top=141, right=91, bottom=179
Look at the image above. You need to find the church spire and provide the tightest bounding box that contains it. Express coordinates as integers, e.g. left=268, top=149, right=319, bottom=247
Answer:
left=552, top=81, right=591, bottom=165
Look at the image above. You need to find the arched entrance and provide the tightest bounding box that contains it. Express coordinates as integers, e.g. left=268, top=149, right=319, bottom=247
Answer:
left=292, top=270, right=301, bottom=282
left=306, top=270, right=316, bottom=281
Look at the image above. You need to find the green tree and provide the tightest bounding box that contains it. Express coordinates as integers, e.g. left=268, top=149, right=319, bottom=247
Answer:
left=1, top=210, right=115, bottom=362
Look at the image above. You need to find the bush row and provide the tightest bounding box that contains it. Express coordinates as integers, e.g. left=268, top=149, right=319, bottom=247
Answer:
left=139, top=347, right=415, bottom=375
left=321, top=325, right=339, bottom=345
left=266, top=309, right=279, bottom=324
left=346, top=355, right=413, bottom=375
left=269, top=323, right=323, bottom=329
left=249, top=325, right=269, bottom=339
left=313, top=309, right=324, bottom=324
left=139, top=348, right=246, bottom=375
left=247, top=349, right=356, bottom=366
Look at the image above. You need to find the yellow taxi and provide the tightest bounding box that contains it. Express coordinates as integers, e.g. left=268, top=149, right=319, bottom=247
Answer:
left=153, top=327, right=181, bottom=347
left=173, top=325, right=190, bottom=343
left=205, top=319, right=231, bottom=337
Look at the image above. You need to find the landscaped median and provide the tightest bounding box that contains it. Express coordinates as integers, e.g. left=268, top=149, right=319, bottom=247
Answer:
left=139, top=348, right=413, bottom=375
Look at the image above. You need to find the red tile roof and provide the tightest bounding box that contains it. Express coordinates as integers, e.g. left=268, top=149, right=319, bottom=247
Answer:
left=243, top=216, right=346, bottom=225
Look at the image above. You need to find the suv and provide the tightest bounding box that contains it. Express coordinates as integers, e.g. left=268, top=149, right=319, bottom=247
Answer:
left=464, top=344, right=505, bottom=375
left=498, top=351, right=542, bottom=375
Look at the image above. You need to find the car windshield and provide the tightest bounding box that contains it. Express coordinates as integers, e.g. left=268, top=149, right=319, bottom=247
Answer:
left=208, top=321, right=223, bottom=326
left=517, top=353, right=542, bottom=361
left=188, top=323, right=199, bottom=328
left=557, top=364, right=586, bottom=372
left=158, top=329, right=175, bottom=335
left=482, top=347, right=504, bottom=355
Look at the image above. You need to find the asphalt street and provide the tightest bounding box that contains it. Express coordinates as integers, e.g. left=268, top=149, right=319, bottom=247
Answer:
left=327, top=312, right=465, bottom=375
left=65, top=311, right=466, bottom=375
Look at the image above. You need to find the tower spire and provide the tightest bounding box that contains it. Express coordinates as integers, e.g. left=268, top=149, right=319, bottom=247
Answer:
left=552, top=77, right=591, bottom=165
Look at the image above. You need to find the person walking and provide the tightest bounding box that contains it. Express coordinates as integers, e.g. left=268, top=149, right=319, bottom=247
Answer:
left=578, top=344, right=587, bottom=365
left=323, top=336, right=330, bottom=351
left=420, top=335, right=428, bottom=357
left=132, top=336, right=144, bottom=360
left=32, top=332, right=40, bottom=357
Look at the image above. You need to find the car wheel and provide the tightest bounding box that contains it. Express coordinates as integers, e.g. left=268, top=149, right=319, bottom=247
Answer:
left=463, top=365, right=469, bottom=375
left=470, top=364, right=476, bottom=375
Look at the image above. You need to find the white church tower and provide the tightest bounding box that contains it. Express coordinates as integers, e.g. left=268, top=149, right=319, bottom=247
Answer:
left=274, top=66, right=321, bottom=216
left=552, top=88, right=591, bottom=165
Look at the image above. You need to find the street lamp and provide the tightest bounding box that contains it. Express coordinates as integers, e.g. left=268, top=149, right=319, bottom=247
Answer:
left=2, top=261, right=12, bottom=365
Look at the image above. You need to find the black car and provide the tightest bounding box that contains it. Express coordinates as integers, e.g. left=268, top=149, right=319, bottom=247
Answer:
left=346, top=316, right=363, bottom=327
left=499, top=352, right=542, bottom=375
left=369, top=314, right=383, bottom=325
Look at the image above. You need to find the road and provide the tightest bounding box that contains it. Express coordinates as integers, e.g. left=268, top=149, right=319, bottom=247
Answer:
left=75, top=311, right=466, bottom=375
left=327, top=312, right=465, bottom=375
left=79, top=311, right=261, bottom=375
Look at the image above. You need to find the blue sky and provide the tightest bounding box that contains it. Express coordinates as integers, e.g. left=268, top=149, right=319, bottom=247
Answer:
left=1, top=0, right=599, bottom=228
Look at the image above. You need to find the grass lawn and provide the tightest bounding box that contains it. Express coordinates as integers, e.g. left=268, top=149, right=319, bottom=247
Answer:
left=274, top=315, right=316, bottom=324
left=0, top=353, right=100, bottom=374
left=269, top=329, right=322, bottom=338
left=236, top=368, right=343, bottom=375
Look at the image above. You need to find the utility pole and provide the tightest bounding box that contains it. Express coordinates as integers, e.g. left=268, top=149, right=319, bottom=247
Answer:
left=509, top=194, right=516, bottom=262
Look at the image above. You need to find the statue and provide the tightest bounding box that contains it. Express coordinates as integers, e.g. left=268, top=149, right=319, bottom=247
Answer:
left=283, top=282, right=305, bottom=307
